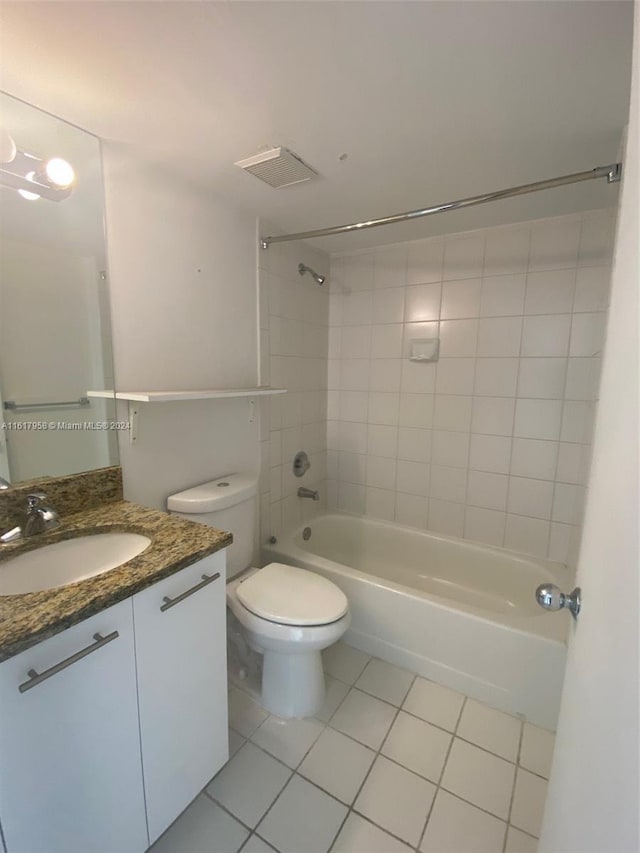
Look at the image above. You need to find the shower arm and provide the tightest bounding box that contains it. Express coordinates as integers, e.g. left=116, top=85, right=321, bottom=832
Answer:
left=259, top=162, right=621, bottom=248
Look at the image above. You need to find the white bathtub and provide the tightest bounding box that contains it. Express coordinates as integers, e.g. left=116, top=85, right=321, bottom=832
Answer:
left=263, top=512, right=569, bottom=730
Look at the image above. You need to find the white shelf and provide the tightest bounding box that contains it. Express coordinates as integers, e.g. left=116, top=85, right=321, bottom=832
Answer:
left=87, top=387, right=287, bottom=403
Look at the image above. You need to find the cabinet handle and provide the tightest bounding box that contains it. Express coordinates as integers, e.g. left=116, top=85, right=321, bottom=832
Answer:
left=18, top=631, right=120, bottom=693
left=160, top=572, right=220, bottom=612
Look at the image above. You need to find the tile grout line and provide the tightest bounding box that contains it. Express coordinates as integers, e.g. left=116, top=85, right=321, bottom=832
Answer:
left=502, top=717, right=527, bottom=853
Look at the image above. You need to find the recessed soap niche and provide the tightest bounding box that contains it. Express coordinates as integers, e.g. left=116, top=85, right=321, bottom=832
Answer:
left=409, top=337, right=439, bottom=362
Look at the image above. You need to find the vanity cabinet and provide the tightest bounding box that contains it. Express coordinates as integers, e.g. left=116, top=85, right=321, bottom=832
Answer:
left=0, top=599, right=149, bottom=853
left=0, top=550, right=228, bottom=853
left=134, top=550, right=228, bottom=844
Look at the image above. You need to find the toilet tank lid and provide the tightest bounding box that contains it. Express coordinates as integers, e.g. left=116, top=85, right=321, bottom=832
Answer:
left=167, top=474, right=257, bottom=513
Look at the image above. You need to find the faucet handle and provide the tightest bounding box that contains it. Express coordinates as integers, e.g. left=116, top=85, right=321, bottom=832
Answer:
left=26, top=493, right=48, bottom=509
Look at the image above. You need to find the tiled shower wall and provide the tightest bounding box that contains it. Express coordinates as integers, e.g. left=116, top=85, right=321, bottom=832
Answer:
left=326, top=210, right=616, bottom=564
left=257, top=233, right=330, bottom=544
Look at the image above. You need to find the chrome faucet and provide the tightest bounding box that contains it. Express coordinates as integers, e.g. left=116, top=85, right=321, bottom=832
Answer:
left=24, top=493, right=60, bottom=536
left=1, top=492, right=60, bottom=544
left=297, top=487, right=320, bottom=501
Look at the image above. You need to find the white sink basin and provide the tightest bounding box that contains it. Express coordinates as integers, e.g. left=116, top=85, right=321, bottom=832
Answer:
left=0, top=532, right=151, bottom=595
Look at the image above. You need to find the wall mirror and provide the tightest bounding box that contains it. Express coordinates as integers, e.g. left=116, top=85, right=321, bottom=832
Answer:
left=0, top=92, right=118, bottom=485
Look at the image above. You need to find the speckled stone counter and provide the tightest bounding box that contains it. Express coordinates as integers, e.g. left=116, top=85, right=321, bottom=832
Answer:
left=0, top=499, right=232, bottom=662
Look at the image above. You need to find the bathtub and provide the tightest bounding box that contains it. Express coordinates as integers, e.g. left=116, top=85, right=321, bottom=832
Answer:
left=263, top=512, right=569, bottom=730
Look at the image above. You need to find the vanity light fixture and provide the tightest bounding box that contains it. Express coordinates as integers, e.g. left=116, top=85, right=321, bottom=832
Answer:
left=0, top=135, right=75, bottom=202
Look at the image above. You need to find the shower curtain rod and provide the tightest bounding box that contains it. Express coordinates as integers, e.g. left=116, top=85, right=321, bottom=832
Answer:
left=259, top=162, right=621, bottom=248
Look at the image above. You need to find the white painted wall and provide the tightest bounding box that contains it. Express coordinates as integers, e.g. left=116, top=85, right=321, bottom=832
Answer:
left=102, top=145, right=261, bottom=510
left=539, top=4, right=639, bottom=849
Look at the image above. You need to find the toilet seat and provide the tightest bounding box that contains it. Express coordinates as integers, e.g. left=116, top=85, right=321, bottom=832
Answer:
left=236, top=562, right=348, bottom=626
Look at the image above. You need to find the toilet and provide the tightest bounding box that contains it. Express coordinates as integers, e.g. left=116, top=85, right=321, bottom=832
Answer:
left=167, top=474, right=350, bottom=718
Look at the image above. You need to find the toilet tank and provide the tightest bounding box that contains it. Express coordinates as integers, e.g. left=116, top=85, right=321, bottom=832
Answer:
left=167, top=474, right=257, bottom=579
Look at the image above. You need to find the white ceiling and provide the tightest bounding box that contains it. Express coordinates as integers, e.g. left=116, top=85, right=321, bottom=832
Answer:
left=0, top=1, right=633, bottom=252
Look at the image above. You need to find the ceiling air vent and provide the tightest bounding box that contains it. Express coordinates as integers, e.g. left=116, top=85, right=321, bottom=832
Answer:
left=234, top=147, right=318, bottom=188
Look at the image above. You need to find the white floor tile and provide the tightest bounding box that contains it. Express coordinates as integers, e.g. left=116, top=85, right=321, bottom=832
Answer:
left=242, top=836, right=278, bottom=853
left=441, top=739, right=515, bottom=820
left=315, top=676, right=350, bottom=723
left=354, top=755, right=436, bottom=847
left=420, top=789, right=506, bottom=853
left=505, top=826, right=538, bottom=853
left=519, top=723, right=555, bottom=779
left=257, top=775, right=348, bottom=853
left=457, top=699, right=522, bottom=761
left=332, top=812, right=413, bottom=853
left=510, top=769, right=548, bottom=838
left=323, top=642, right=371, bottom=684
left=207, top=742, right=291, bottom=828
left=150, top=795, right=248, bottom=853
left=381, top=711, right=451, bottom=782
left=330, top=688, right=397, bottom=749
left=298, top=727, right=375, bottom=804
left=229, top=728, right=246, bottom=757
left=251, top=716, right=325, bottom=768
left=402, top=677, right=465, bottom=731
left=228, top=686, right=269, bottom=737
left=355, top=659, right=414, bottom=706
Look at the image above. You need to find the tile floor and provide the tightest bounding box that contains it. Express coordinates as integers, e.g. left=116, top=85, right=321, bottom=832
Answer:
left=151, top=642, right=555, bottom=853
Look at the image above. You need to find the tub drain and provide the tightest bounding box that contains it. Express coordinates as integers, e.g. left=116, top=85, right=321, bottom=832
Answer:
left=303, top=526, right=312, bottom=541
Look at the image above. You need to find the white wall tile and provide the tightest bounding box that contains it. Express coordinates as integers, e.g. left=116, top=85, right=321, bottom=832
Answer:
left=341, top=326, right=371, bottom=359
left=397, top=427, right=431, bottom=463
left=573, top=266, right=610, bottom=312
left=467, top=470, right=508, bottom=511
left=569, top=313, right=607, bottom=357
left=552, top=483, right=583, bottom=524
left=407, top=238, right=444, bottom=285
left=521, top=315, right=571, bottom=357
left=428, top=499, right=465, bottom=536
left=564, top=358, right=597, bottom=401
left=435, top=358, right=476, bottom=394
left=529, top=219, right=580, bottom=271
left=396, top=460, right=430, bottom=496
left=367, top=456, right=398, bottom=490
left=508, top=477, right=554, bottom=519
left=483, top=228, right=530, bottom=276
left=405, top=284, right=441, bottom=322
left=375, top=244, right=407, bottom=289
left=471, top=397, right=515, bottom=436
left=399, top=394, right=434, bottom=428
left=368, top=392, right=400, bottom=426
left=367, top=424, right=398, bottom=458
left=464, top=507, right=506, bottom=547
left=371, top=324, right=403, bottom=358
left=548, top=522, right=572, bottom=563
left=556, top=442, right=582, bottom=484
left=395, top=493, right=429, bottom=529
left=438, top=320, right=478, bottom=358
left=342, top=291, right=373, bottom=326
left=430, top=465, right=467, bottom=503
left=524, top=269, right=576, bottom=315
left=366, top=487, right=396, bottom=521
left=433, top=395, right=473, bottom=431
left=517, top=358, right=567, bottom=399
left=373, top=288, right=406, bottom=324
left=510, top=438, right=558, bottom=480
left=504, top=514, right=550, bottom=557
left=340, top=359, right=370, bottom=391
left=338, top=481, right=366, bottom=514
left=440, top=279, right=482, bottom=319
left=578, top=212, right=615, bottom=266
left=480, top=274, right=526, bottom=317
left=339, top=451, right=367, bottom=485
left=431, top=430, right=470, bottom=468
left=474, top=358, right=519, bottom=397
left=369, top=359, right=402, bottom=392
left=400, top=360, right=437, bottom=394
left=469, top=434, right=512, bottom=474
left=477, top=317, right=522, bottom=357
left=443, top=235, right=485, bottom=281
left=513, top=399, right=562, bottom=440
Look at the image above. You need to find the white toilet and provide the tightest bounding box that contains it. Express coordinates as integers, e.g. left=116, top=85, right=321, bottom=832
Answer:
left=167, top=474, right=350, bottom=718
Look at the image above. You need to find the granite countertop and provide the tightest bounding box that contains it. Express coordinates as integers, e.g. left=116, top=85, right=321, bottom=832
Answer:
left=0, top=500, right=232, bottom=662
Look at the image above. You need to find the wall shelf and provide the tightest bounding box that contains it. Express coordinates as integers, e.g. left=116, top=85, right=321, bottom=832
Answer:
left=87, top=387, right=287, bottom=402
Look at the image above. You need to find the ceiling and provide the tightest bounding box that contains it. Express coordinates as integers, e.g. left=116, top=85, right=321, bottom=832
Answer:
left=0, top=1, right=633, bottom=252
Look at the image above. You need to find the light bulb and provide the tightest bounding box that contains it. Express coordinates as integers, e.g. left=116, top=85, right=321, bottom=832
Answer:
left=44, top=157, right=74, bottom=188
left=17, top=171, right=40, bottom=201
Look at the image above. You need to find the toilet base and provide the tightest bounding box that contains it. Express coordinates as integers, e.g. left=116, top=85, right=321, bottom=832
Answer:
left=261, top=649, right=325, bottom=718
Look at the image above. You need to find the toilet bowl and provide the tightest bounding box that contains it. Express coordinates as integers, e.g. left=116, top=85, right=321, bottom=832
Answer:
left=167, top=475, right=350, bottom=719
left=227, top=563, right=350, bottom=717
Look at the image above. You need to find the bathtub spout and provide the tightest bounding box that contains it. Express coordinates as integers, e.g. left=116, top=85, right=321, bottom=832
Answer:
left=298, top=487, right=320, bottom=501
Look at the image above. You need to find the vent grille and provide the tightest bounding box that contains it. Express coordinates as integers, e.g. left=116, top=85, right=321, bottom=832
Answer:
left=234, top=147, right=318, bottom=188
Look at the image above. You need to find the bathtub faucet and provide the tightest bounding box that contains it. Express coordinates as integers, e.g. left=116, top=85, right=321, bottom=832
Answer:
left=298, top=487, right=320, bottom=501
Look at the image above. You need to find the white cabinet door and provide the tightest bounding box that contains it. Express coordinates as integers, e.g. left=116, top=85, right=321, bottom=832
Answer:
left=0, top=599, right=148, bottom=853
left=133, top=551, right=228, bottom=844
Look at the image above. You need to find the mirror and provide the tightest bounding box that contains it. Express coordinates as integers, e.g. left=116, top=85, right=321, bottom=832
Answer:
left=0, top=92, right=118, bottom=485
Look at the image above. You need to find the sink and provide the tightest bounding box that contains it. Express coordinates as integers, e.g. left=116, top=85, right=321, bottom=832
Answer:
left=0, top=532, right=151, bottom=595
